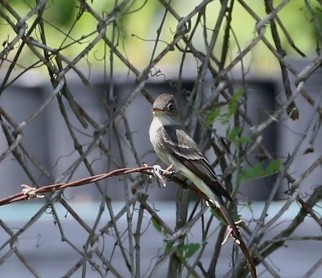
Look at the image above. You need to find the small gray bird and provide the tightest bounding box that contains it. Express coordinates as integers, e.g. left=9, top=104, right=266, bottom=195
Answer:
left=149, top=94, right=257, bottom=277
left=149, top=93, right=238, bottom=237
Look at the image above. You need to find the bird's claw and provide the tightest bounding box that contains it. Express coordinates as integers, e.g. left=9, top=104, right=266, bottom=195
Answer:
left=151, top=164, right=175, bottom=188
left=221, top=219, right=243, bottom=245
left=21, top=184, right=44, bottom=199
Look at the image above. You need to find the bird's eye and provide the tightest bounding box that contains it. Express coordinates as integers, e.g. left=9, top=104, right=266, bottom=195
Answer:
left=167, top=102, right=174, bottom=111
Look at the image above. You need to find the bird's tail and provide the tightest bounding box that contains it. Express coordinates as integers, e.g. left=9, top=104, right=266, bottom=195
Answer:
left=210, top=195, right=257, bottom=278
left=212, top=195, right=240, bottom=241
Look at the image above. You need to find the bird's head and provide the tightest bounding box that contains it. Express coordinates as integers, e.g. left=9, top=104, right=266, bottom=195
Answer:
left=152, top=94, right=179, bottom=119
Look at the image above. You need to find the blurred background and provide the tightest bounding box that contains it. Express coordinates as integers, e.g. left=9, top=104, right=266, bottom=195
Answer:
left=1, top=0, right=322, bottom=277
left=0, top=0, right=321, bottom=201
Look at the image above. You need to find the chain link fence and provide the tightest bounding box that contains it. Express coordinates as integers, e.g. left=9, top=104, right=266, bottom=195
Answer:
left=1, top=0, right=322, bottom=277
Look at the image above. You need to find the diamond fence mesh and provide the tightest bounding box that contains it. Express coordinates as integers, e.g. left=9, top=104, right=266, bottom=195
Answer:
left=1, top=1, right=322, bottom=277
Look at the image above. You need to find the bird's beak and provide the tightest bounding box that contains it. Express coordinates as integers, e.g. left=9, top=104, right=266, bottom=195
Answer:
left=152, top=107, right=165, bottom=114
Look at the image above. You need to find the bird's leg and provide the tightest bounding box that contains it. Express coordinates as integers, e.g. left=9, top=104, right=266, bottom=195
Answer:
left=165, top=164, right=174, bottom=172
left=221, top=219, right=243, bottom=245
left=207, top=203, right=243, bottom=245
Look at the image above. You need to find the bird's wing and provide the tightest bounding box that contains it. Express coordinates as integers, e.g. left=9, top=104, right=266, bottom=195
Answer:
left=161, top=125, right=232, bottom=201
left=160, top=126, right=256, bottom=277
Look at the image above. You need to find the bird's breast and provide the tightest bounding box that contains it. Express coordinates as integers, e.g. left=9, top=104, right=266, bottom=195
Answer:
left=149, top=117, right=171, bottom=165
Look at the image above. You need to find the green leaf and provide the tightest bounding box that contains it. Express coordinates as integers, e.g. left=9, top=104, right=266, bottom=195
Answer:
left=227, top=126, right=251, bottom=146
left=239, top=158, right=282, bottom=182
left=211, top=209, right=241, bottom=224
left=240, top=162, right=264, bottom=181
left=205, top=89, right=245, bottom=126
left=178, top=243, right=201, bottom=259
left=228, top=126, right=241, bottom=141
left=267, top=158, right=282, bottom=173
left=206, top=107, right=221, bottom=124
left=152, top=218, right=167, bottom=235
left=222, top=89, right=245, bottom=123
left=165, top=241, right=173, bottom=253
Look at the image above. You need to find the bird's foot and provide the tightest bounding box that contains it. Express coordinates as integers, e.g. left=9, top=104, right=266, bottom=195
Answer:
left=150, top=164, right=175, bottom=188
left=21, top=184, right=44, bottom=199
left=221, top=220, right=243, bottom=245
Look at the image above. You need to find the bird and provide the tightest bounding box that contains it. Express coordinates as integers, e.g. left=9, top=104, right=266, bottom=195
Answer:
left=149, top=93, right=257, bottom=277
left=149, top=93, right=238, bottom=240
